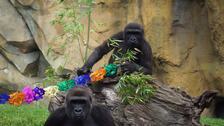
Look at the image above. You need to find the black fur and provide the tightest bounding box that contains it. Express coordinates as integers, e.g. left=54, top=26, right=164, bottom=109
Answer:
left=44, top=87, right=115, bottom=126
left=78, top=23, right=152, bottom=75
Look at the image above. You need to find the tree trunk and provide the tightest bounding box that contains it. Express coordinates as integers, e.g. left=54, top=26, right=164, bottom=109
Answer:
left=101, top=79, right=217, bottom=126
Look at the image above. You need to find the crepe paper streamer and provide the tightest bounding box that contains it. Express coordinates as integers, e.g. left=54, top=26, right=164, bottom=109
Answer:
left=8, top=92, right=25, bottom=106
left=33, top=87, right=45, bottom=101
left=57, top=79, right=75, bottom=91
left=0, top=93, right=10, bottom=104
left=0, top=64, right=120, bottom=106
left=74, top=74, right=91, bottom=86
left=105, top=64, right=118, bottom=77
left=90, top=68, right=106, bottom=82
left=22, top=86, right=35, bottom=104
left=44, top=86, right=59, bottom=98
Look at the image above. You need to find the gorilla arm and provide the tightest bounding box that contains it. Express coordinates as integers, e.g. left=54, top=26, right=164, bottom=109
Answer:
left=139, top=40, right=153, bottom=75
left=44, top=107, right=67, bottom=126
left=78, top=32, right=123, bottom=75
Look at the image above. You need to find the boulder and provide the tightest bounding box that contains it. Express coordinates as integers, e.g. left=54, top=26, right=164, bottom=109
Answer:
left=0, top=0, right=37, bottom=53
left=0, top=53, right=41, bottom=88
left=0, top=43, right=39, bottom=76
left=17, top=0, right=34, bottom=6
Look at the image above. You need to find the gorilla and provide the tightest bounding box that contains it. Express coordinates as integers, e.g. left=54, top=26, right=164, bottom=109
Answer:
left=77, top=23, right=153, bottom=75
left=44, top=87, right=115, bottom=126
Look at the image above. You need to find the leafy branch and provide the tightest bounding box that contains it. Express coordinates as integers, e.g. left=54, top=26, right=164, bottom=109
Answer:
left=112, top=49, right=138, bottom=64
left=115, top=73, right=156, bottom=105
left=51, top=0, right=94, bottom=62
left=108, top=38, right=138, bottom=64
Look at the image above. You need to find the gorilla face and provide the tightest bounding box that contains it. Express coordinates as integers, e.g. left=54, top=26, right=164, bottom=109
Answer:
left=69, top=97, right=91, bottom=120
left=65, top=88, right=92, bottom=122
left=125, top=29, right=143, bottom=46
left=124, top=23, right=144, bottom=47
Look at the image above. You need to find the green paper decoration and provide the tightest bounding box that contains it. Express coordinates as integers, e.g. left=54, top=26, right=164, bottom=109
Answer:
left=57, top=79, right=75, bottom=91
left=105, top=64, right=118, bottom=77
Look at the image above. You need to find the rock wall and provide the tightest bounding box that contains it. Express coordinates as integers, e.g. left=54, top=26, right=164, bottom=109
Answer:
left=0, top=0, right=224, bottom=96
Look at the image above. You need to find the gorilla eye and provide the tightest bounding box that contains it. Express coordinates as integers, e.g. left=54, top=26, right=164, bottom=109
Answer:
left=126, top=30, right=141, bottom=34
left=127, top=31, right=133, bottom=34
left=71, top=100, right=87, bottom=104
left=133, top=32, right=141, bottom=35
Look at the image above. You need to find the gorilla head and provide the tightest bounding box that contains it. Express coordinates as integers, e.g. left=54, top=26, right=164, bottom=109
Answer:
left=124, top=23, right=144, bottom=47
left=65, top=87, right=92, bottom=121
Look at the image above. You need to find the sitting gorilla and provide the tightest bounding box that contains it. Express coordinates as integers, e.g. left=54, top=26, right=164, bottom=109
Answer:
left=78, top=23, right=153, bottom=75
left=44, top=87, right=115, bottom=126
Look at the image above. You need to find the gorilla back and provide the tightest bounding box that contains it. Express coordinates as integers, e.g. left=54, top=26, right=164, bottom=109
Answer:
left=44, top=87, right=115, bottom=126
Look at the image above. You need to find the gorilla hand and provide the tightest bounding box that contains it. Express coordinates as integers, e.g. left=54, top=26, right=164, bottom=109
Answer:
left=77, top=66, right=91, bottom=76
left=120, top=61, right=139, bottom=74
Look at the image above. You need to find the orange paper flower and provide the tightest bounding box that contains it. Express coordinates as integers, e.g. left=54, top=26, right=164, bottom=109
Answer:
left=9, top=92, right=25, bottom=106
left=90, top=68, right=106, bottom=82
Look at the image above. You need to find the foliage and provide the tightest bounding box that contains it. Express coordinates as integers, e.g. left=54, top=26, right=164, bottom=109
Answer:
left=108, top=38, right=122, bottom=48
left=200, top=116, right=224, bottom=126
left=52, top=0, right=93, bottom=36
left=0, top=104, right=48, bottom=126
left=112, top=49, right=138, bottom=64
left=43, top=66, right=65, bottom=87
left=115, top=73, right=156, bottom=105
left=110, top=38, right=154, bottom=105
left=121, top=49, right=137, bottom=62
left=108, top=38, right=138, bottom=64
left=51, top=0, right=94, bottom=62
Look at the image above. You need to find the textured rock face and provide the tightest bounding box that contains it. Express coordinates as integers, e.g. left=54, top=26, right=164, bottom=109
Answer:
left=0, top=0, right=224, bottom=97
left=207, top=0, right=224, bottom=60
left=0, top=0, right=44, bottom=87
left=0, top=0, right=32, bottom=42
left=205, top=0, right=224, bottom=95
left=148, top=0, right=213, bottom=96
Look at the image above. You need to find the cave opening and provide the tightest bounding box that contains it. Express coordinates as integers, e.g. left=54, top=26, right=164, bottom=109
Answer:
left=213, top=96, right=224, bottom=118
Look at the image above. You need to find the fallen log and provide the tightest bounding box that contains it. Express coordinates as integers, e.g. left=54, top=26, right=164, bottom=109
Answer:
left=48, top=78, right=217, bottom=126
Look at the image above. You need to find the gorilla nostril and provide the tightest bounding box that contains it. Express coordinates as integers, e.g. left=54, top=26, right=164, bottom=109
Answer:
left=129, top=36, right=137, bottom=42
left=75, top=108, right=82, bottom=113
